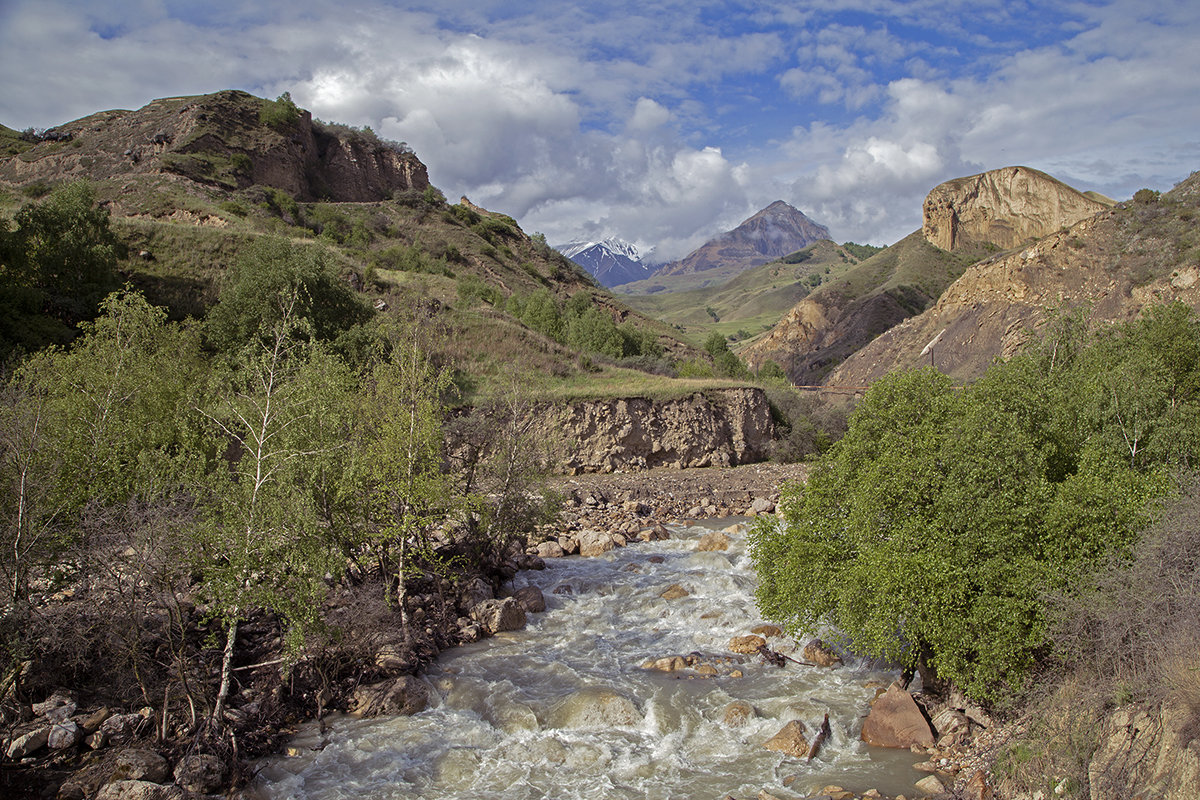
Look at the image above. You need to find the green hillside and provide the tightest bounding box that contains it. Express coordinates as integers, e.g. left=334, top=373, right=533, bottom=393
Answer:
left=621, top=240, right=883, bottom=346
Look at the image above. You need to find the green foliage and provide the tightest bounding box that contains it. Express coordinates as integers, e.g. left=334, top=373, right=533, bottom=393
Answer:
left=1, top=291, right=205, bottom=603
left=0, top=181, right=123, bottom=360
left=259, top=92, right=301, bottom=131
left=781, top=249, right=814, bottom=264
left=703, top=332, right=749, bottom=378
left=352, top=327, right=459, bottom=622
left=204, top=237, right=371, bottom=355
left=842, top=242, right=886, bottom=261
left=1132, top=188, right=1160, bottom=205
left=371, top=243, right=452, bottom=276
left=751, top=306, right=1200, bottom=701
left=422, top=185, right=446, bottom=206
left=457, top=274, right=503, bottom=307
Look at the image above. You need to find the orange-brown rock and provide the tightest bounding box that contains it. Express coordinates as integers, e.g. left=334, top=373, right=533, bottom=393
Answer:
left=751, top=624, right=783, bottom=638
left=763, top=720, right=809, bottom=758
left=921, top=166, right=1108, bottom=254
left=860, top=683, right=934, bottom=749
left=802, top=639, right=842, bottom=668
left=728, top=634, right=767, bottom=654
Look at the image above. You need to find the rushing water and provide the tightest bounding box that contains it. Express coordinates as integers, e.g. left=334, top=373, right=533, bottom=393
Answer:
left=254, top=520, right=921, bottom=799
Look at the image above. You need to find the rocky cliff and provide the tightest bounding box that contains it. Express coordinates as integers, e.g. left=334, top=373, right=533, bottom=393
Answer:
left=537, top=388, right=775, bottom=473
left=0, top=90, right=429, bottom=203
left=830, top=171, right=1200, bottom=385
left=922, top=166, right=1110, bottom=255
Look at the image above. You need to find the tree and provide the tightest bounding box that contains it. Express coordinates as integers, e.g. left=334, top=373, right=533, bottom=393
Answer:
left=197, top=291, right=344, bottom=731
left=353, top=326, right=457, bottom=650
left=204, top=236, right=371, bottom=355
left=0, top=181, right=122, bottom=359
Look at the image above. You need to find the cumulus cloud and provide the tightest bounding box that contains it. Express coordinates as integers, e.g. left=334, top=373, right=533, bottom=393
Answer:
left=2, top=0, right=1198, bottom=259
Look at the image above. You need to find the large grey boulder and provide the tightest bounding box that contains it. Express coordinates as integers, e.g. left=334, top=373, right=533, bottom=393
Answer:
left=111, top=748, right=171, bottom=783
left=172, top=753, right=226, bottom=794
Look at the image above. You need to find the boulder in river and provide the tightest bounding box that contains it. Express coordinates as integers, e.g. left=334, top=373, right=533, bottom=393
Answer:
left=660, top=583, right=690, bottom=600
left=696, top=530, right=730, bottom=551
left=802, top=638, right=843, bottom=667
left=860, top=682, right=935, bottom=749
left=728, top=634, right=767, bottom=654
left=763, top=719, right=809, bottom=758
left=722, top=700, right=756, bottom=727
left=513, top=586, right=546, bottom=613
left=536, top=541, right=565, bottom=558
left=471, top=597, right=527, bottom=634
left=579, top=529, right=616, bottom=557
left=549, top=688, right=642, bottom=730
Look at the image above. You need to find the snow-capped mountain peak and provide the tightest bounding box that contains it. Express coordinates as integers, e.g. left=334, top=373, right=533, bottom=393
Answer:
left=554, top=237, right=654, bottom=288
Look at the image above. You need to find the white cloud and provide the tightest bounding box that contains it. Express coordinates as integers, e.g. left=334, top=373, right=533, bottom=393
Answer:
left=2, top=0, right=1198, bottom=261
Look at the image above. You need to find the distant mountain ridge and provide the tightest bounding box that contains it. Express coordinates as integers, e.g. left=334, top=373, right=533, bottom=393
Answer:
left=653, top=201, right=831, bottom=279
left=556, top=238, right=652, bottom=287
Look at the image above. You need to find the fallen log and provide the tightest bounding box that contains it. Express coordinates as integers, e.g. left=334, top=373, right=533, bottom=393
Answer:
left=757, top=644, right=816, bottom=668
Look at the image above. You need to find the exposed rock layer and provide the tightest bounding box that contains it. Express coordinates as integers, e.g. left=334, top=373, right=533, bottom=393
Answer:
left=922, top=166, right=1108, bottom=254
left=831, top=173, right=1200, bottom=385
left=0, top=90, right=429, bottom=203
left=536, top=387, right=775, bottom=473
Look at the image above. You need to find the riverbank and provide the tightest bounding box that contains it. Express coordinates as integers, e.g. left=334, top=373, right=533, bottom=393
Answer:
left=0, top=463, right=802, bottom=799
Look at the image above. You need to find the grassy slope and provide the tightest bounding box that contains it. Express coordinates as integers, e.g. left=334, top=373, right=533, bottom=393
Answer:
left=0, top=92, right=726, bottom=405
left=621, top=240, right=876, bottom=346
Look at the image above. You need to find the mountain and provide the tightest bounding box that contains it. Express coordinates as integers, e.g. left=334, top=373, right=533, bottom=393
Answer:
left=556, top=238, right=652, bottom=287
left=828, top=172, right=1200, bottom=386
left=651, top=201, right=831, bottom=283
left=741, top=166, right=1109, bottom=385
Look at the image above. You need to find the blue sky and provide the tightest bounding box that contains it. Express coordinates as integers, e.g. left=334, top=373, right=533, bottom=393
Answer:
left=2, top=1, right=1199, bottom=260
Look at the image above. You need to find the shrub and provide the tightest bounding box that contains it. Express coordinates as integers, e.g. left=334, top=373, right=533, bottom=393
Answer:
left=260, top=92, right=301, bottom=131
left=751, top=306, right=1200, bottom=701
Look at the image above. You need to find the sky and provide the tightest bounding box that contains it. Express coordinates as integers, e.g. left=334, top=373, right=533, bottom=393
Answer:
left=2, top=1, right=1199, bottom=261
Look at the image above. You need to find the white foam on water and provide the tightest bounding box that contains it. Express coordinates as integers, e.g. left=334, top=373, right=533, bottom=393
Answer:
left=253, top=522, right=926, bottom=800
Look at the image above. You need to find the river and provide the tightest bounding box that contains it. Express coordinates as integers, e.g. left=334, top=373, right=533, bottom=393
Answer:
left=253, top=520, right=921, bottom=799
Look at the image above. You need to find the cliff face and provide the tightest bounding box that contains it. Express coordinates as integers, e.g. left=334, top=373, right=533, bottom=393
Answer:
left=536, top=388, right=775, bottom=474
left=0, top=90, right=429, bottom=203
left=830, top=172, right=1200, bottom=385
left=922, top=166, right=1109, bottom=254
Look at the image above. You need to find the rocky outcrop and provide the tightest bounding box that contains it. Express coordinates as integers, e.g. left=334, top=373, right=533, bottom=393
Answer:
left=742, top=232, right=966, bottom=384
left=538, top=387, right=774, bottom=474
left=1086, top=703, right=1200, bottom=800
left=922, top=166, right=1108, bottom=254
left=830, top=173, right=1200, bottom=386
left=0, top=90, right=429, bottom=203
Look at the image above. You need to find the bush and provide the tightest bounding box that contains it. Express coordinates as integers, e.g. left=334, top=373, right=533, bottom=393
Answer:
left=260, top=92, right=301, bottom=131
left=751, top=306, right=1200, bottom=701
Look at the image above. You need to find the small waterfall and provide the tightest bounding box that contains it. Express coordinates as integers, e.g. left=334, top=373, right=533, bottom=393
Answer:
left=254, top=521, right=921, bottom=799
